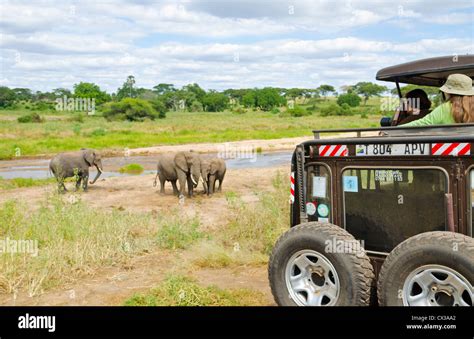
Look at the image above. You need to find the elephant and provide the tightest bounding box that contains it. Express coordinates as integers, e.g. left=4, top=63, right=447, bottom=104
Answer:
left=200, top=157, right=226, bottom=195
left=49, top=149, right=103, bottom=192
left=154, top=151, right=201, bottom=198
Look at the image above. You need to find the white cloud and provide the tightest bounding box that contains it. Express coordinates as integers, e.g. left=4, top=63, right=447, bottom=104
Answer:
left=0, top=0, right=472, bottom=92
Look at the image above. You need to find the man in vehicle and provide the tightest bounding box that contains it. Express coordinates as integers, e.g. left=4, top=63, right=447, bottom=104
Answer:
left=402, top=73, right=474, bottom=126
left=395, top=89, right=432, bottom=125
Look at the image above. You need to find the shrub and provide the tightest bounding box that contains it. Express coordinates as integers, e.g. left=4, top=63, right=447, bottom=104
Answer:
left=232, top=107, right=245, bottom=114
left=89, top=128, right=107, bottom=137
left=337, top=92, right=361, bottom=107
left=190, top=100, right=203, bottom=112
left=286, top=106, right=309, bottom=117
left=67, top=113, right=85, bottom=123
left=103, top=98, right=158, bottom=121
left=320, top=103, right=353, bottom=116
left=151, top=99, right=167, bottom=119
left=270, top=107, right=280, bottom=114
left=118, top=163, right=144, bottom=174
left=17, top=113, right=43, bottom=123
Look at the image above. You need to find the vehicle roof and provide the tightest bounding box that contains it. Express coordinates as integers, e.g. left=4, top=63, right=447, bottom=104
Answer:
left=376, top=55, right=474, bottom=86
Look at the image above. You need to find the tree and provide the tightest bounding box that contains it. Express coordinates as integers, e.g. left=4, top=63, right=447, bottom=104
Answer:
left=0, top=87, right=16, bottom=108
left=73, top=82, right=110, bottom=105
left=317, top=85, right=336, bottom=99
left=202, top=91, right=229, bottom=112
left=103, top=98, right=158, bottom=121
left=12, top=88, right=33, bottom=101
left=116, top=75, right=139, bottom=100
left=183, top=83, right=206, bottom=102
left=53, top=88, right=72, bottom=98
left=151, top=99, right=167, bottom=119
left=337, top=92, right=361, bottom=107
left=241, top=90, right=256, bottom=108
left=153, top=83, right=176, bottom=95
left=353, top=82, right=388, bottom=105
left=255, top=87, right=286, bottom=111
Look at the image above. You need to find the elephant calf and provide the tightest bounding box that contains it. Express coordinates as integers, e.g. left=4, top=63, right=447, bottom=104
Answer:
left=50, top=149, right=103, bottom=192
left=201, top=158, right=226, bottom=195
left=154, top=151, right=201, bottom=198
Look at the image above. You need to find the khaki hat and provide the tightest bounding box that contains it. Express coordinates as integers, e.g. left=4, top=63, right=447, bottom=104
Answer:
left=440, top=73, right=474, bottom=96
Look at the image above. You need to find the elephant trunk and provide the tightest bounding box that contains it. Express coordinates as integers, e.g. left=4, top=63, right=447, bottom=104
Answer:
left=89, top=165, right=103, bottom=184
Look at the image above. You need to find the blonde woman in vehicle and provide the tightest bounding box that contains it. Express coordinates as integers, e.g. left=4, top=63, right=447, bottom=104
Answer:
left=402, top=73, right=474, bottom=127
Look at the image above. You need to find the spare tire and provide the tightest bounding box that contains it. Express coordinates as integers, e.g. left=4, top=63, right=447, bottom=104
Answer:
left=268, top=222, right=374, bottom=306
left=378, top=231, right=474, bottom=306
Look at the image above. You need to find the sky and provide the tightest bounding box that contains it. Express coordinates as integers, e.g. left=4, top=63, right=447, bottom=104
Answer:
left=0, top=0, right=473, bottom=93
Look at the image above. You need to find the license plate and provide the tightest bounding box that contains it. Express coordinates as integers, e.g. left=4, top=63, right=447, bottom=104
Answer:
left=356, top=143, right=430, bottom=156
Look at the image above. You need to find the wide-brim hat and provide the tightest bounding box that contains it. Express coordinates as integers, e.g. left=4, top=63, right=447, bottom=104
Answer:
left=440, top=73, right=474, bottom=96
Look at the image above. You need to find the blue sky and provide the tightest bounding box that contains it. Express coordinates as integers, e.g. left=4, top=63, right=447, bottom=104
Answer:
left=0, top=0, right=473, bottom=93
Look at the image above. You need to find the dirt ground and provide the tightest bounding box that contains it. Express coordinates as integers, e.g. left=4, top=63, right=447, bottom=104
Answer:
left=0, top=165, right=288, bottom=306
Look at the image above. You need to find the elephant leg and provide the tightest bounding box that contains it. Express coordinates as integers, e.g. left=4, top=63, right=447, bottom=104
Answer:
left=171, top=180, right=179, bottom=195
left=58, top=179, right=67, bottom=193
left=217, top=177, right=223, bottom=192
left=186, top=176, right=194, bottom=197
left=209, top=175, right=216, bottom=195
left=75, top=177, right=82, bottom=191
left=82, top=174, right=89, bottom=191
left=177, top=171, right=187, bottom=199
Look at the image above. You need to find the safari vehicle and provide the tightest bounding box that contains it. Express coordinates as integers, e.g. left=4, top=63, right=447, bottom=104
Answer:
left=268, top=55, right=474, bottom=306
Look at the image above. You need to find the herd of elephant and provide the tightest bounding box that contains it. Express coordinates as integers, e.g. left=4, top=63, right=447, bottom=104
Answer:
left=49, top=149, right=226, bottom=198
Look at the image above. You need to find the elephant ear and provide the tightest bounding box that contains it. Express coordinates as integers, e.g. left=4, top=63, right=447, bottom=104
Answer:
left=83, top=149, right=95, bottom=166
left=210, top=160, right=219, bottom=175
left=175, top=152, right=189, bottom=172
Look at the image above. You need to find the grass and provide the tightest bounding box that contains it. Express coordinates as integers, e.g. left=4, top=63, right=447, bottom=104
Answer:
left=0, top=197, right=205, bottom=295
left=124, top=275, right=268, bottom=306
left=0, top=97, right=384, bottom=159
left=190, top=172, right=289, bottom=269
left=155, top=213, right=206, bottom=250
left=118, top=163, right=144, bottom=174
left=0, top=177, right=55, bottom=190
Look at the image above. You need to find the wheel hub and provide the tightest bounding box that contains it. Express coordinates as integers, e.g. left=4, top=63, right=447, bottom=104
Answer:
left=402, top=264, right=473, bottom=306
left=285, top=250, right=340, bottom=306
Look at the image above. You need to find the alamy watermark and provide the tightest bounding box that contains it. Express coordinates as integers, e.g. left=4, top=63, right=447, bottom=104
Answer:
left=55, top=96, right=95, bottom=115
left=325, top=238, right=365, bottom=258
left=380, top=97, right=421, bottom=112
left=0, top=237, right=38, bottom=257
left=217, top=143, right=257, bottom=162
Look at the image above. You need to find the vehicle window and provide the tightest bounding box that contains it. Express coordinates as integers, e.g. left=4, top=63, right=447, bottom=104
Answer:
left=306, top=165, right=331, bottom=223
left=342, top=168, right=447, bottom=253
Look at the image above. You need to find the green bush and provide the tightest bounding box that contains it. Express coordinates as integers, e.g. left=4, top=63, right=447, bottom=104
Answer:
left=337, top=92, right=361, bottom=107
left=151, top=99, right=167, bottom=119
left=17, top=113, right=43, bottom=123
left=320, top=103, right=353, bottom=116
left=67, top=113, right=85, bottom=123
left=89, top=128, right=107, bottom=137
left=286, top=106, right=309, bottom=117
left=270, top=107, right=280, bottom=114
left=190, top=100, right=203, bottom=112
left=232, top=107, right=245, bottom=114
left=119, top=163, right=144, bottom=174
left=103, top=98, right=158, bottom=121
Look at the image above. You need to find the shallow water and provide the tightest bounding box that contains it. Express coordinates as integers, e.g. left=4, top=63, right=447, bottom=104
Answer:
left=0, top=151, right=292, bottom=180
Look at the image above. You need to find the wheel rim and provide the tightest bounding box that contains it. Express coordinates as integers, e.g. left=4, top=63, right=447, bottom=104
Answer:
left=402, top=264, right=473, bottom=306
left=285, top=249, right=340, bottom=306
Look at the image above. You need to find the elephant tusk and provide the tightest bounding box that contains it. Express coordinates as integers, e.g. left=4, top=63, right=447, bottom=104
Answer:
left=98, top=167, right=103, bottom=173
left=191, top=176, right=198, bottom=186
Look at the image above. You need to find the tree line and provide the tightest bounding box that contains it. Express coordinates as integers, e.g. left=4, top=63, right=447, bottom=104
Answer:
left=0, top=75, right=391, bottom=121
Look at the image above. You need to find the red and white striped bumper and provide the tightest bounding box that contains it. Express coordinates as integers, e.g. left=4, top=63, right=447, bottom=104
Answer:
left=431, top=143, right=471, bottom=156
left=318, top=145, right=348, bottom=157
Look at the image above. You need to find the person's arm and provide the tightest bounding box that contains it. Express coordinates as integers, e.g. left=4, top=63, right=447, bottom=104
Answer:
left=401, top=103, right=452, bottom=127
